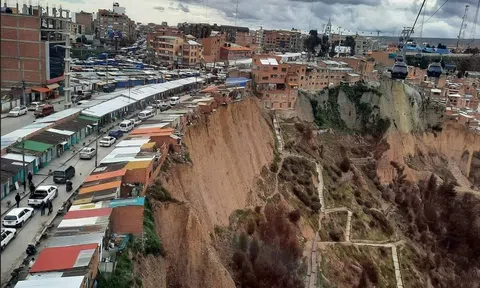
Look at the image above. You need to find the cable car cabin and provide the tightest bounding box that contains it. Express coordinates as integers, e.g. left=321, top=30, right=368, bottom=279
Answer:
left=395, top=55, right=404, bottom=63
left=427, top=63, right=443, bottom=78
left=390, top=62, right=408, bottom=80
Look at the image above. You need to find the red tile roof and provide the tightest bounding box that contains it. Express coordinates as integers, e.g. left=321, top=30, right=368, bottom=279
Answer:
left=30, top=243, right=97, bottom=273
left=64, top=207, right=113, bottom=220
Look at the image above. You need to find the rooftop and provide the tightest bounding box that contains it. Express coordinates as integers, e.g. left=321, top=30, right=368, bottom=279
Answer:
left=15, top=276, right=85, bottom=288
left=30, top=243, right=97, bottom=273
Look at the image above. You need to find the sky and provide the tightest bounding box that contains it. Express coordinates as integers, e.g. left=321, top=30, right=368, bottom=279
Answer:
left=19, top=0, right=480, bottom=39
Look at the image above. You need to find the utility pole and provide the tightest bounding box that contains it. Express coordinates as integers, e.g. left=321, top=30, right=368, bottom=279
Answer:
left=21, top=138, right=26, bottom=191
left=21, top=80, right=26, bottom=106
left=64, top=27, right=73, bottom=109
left=94, top=122, right=99, bottom=168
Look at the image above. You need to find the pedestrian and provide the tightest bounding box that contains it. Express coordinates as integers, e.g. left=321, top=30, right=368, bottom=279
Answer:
left=29, top=182, right=35, bottom=195
left=27, top=171, right=33, bottom=185
left=46, top=199, right=53, bottom=215
left=40, top=201, right=46, bottom=216
left=15, top=193, right=21, bottom=208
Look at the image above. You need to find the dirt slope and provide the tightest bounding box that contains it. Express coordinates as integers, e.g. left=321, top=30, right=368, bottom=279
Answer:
left=143, top=98, right=274, bottom=287
left=378, top=123, right=480, bottom=184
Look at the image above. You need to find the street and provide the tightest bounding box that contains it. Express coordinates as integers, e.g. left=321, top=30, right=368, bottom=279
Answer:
left=0, top=127, right=122, bottom=285
left=1, top=101, right=65, bottom=136
left=0, top=89, right=196, bottom=285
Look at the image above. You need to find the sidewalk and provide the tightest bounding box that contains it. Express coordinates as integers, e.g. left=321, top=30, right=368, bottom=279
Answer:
left=0, top=114, right=123, bottom=217
left=1, top=97, right=65, bottom=118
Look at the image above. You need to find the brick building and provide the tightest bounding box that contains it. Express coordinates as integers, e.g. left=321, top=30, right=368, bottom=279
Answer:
left=147, top=35, right=184, bottom=64
left=95, top=8, right=136, bottom=41
left=200, top=31, right=226, bottom=63
left=262, top=29, right=303, bottom=52
left=182, top=40, right=203, bottom=67
left=1, top=12, right=47, bottom=88
left=252, top=54, right=298, bottom=110
left=219, top=44, right=252, bottom=62
left=75, top=11, right=93, bottom=35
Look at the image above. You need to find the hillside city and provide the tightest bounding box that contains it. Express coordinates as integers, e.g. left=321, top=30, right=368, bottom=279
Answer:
left=1, top=1, right=480, bottom=288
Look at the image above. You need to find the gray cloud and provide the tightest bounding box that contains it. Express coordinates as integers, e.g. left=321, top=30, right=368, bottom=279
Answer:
left=168, top=2, right=191, bottom=12
left=153, top=6, right=165, bottom=11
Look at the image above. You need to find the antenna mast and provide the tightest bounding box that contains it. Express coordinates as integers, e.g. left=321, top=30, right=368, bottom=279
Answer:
left=457, top=5, right=469, bottom=48
left=469, top=0, right=480, bottom=47
left=234, top=0, right=238, bottom=26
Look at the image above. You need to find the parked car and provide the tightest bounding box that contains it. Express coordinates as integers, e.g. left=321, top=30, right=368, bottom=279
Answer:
left=1, top=228, right=16, bottom=250
left=78, top=91, right=92, bottom=100
left=79, top=147, right=97, bottom=159
left=108, top=130, right=124, bottom=139
left=145, top=106, right=154, bottom=111
left=2, top=207, right=34, bottom=228
left=99, top=136, right=116, bottom=147
left=28, top=102, right=41, bottom=111
left=28, top=185, right=58, bottom=207
left=53, top=165, right=76, bottom=184
left=34, top=104, right=54, bottom=118
left=8, top=106, right=27, bottom=117
left=129, top=118, right=142, bottom=126
left=103, top=84, right=116, bottom=93
left=159, top=104, right=171, bottom=111
left=169, top=96, right=180, bottom=106
left=138, top=110, right=154, bottom=120
left=119, top=120, right=134, bottom=132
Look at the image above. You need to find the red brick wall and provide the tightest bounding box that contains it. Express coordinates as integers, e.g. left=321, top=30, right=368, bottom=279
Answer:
left=1, top=13, right=45, bottom=87
left=111, top=206, right=143, bottom=236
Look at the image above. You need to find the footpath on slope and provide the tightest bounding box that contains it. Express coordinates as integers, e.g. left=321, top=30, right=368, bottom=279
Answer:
left=272, top=118, right=405, bottom=288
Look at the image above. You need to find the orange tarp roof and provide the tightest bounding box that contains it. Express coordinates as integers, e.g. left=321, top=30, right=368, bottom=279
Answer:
left=200, top=85, right=218, bottom=93
left=141, top=142, right=156, bottom=149
left=79, top=180, right=121, bottom=195
left=131, top=127, right=174, bottom=136
left=84, top=169, right=127, bottom=183
left=32, top=87, right=51, bottom=93
left=125, top=160, right=152, bottom=170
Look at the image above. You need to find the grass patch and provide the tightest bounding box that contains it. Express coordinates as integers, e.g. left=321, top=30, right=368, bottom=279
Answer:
left=398, top=242, right=426, bottom=288
left=146, top=180, right=177, bottom=203
left=319, top=212, right=348, bottom=242
left=98, top=241, right=136, bottom=288
left=137, top=198, right=166, bottom=257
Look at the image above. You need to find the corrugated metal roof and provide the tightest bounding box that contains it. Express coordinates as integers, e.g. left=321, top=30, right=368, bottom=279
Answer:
left=79, top=181, right=122, bottom=195
left=33, top=108, right=83, bottom=124
left=2, top=153, right=37, bottom=163
left=1, top=122, right=52, bottom=150
left=47, top=128, right=75, bottom=136
left=116, top=138, right=151, bottom=147
left=46, top=233, right=105, bottom=248
left=15, top=140, right=53, bottom=152
left=69, top=202, right=108, bottom=211
left=30, top=243, right=97, bottom=273
left=84, top=169, right=127, bottom=183
left=15, top=276, right=85, bottom=288
left=81, top=96, right=136, bottom=118
left=64, top=207, right=113, bottom=220
left=125, top=160, right=152, bottom=169
left=58, top=217, right=99, bottom=228
left=131, top=127, right=174, bottom=136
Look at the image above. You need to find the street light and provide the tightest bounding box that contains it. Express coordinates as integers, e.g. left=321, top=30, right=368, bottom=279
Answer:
left=16, top=137, right=27, bottom=191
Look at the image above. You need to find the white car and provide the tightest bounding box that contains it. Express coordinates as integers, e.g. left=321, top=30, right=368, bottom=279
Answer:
left=1, top=228, right=17, bottom=250
left=8, top=106, right=27, bottom=117
left=79, top=147, right=96, bottom=159
left=169, top=96, right=180, bottom=106
left=28, top=102, right=41, bottom=111
left=2, top=207, right=34, bottom=228
left=28, top=185, right=58, bottom=207
left=129, top=118, right=142, bottom=126
left=145, top=106, right=154, bottom=111
left=99, top=136, right=116, bottom=147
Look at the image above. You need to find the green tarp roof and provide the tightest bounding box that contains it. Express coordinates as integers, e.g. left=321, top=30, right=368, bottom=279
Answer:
left=15, top=140, right=53, bottom=152
left=79, top=115, right=100, bottom=122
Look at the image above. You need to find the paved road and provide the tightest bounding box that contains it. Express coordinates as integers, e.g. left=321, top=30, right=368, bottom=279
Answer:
left=1, top=102, right=65, bottom=136
left=0, top=127, right=122, bottom=285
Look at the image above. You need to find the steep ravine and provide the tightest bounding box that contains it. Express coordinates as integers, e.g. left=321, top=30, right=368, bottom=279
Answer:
left=137, top=98, right=275, bottom=287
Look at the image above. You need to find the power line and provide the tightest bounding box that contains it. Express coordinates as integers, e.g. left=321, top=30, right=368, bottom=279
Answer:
left=425, top=0, right=449, bottom=24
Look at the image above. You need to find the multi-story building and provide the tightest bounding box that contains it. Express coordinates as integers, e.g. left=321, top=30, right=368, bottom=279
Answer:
left=1, top=5, right=70, bottom=103
left=262, top=29, right=303, bottom=52
left=199, top=31, right=225, bottom=63
left=181, top=40, right=203, bottom=67
left=252, top=55, right=298, bottom=110
left=75, top=11, right=93, bottom=34
left=70, top=23, right=86, bottom=36
left=220, top=44, right=252, bottom=62
left=148, top=35, right=184, bottom=64
left=95, top=4, right=135, bottom=41
left=355, top=36, right=379, bottom=55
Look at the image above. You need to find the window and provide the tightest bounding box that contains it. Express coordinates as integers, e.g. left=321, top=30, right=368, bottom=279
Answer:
left=281, top=68, right=287, bottom=72
left=262, top=76, right=268, bottom=80
left=300, top=76, right=304, bottom=80
left=273, top=67, right=278, bottom=70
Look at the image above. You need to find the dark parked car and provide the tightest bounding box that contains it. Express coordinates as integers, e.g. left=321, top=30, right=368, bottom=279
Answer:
left=103, top=84, right=116, bottom=93
left=53, top=165, right=76, bottom=184
left=108, top=130, right=124, bottom=139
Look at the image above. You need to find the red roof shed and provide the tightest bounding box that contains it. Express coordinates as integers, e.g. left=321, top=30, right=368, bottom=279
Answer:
left=30, top=243, right=98, bottom=273
left=63, top=207, right=113, bottom=220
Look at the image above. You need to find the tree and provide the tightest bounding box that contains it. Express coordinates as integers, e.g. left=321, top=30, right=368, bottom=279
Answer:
left=249, top=239, right=260, bottom=263
left=239, top=232, right=249, bottom=252
left=344, top=36, right=356, bottom=56
left=304, top=30, right=322, bottom=59
left=329, top=40, right=339, bottom=57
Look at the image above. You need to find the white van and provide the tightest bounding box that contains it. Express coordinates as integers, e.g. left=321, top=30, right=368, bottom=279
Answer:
left=138, top=110, right=154, bottom=120
left=170, top=96, right=180, bottom=106
left=119, top=120, right=134, bottom=132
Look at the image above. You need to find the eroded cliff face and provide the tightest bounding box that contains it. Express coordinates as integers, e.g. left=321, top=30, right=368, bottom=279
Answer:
left=139, top=98, right=274, bottom=287
left=378, top=123, right=480, bottom=185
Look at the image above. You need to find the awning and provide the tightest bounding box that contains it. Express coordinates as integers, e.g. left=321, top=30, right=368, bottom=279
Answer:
left=32, top=87, right=51, bottom=93
left=47, top=83, right=60, bottom=90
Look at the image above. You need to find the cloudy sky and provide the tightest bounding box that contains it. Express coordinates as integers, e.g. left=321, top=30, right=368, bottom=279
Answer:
left=25, top=0, right=480, bottom=38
